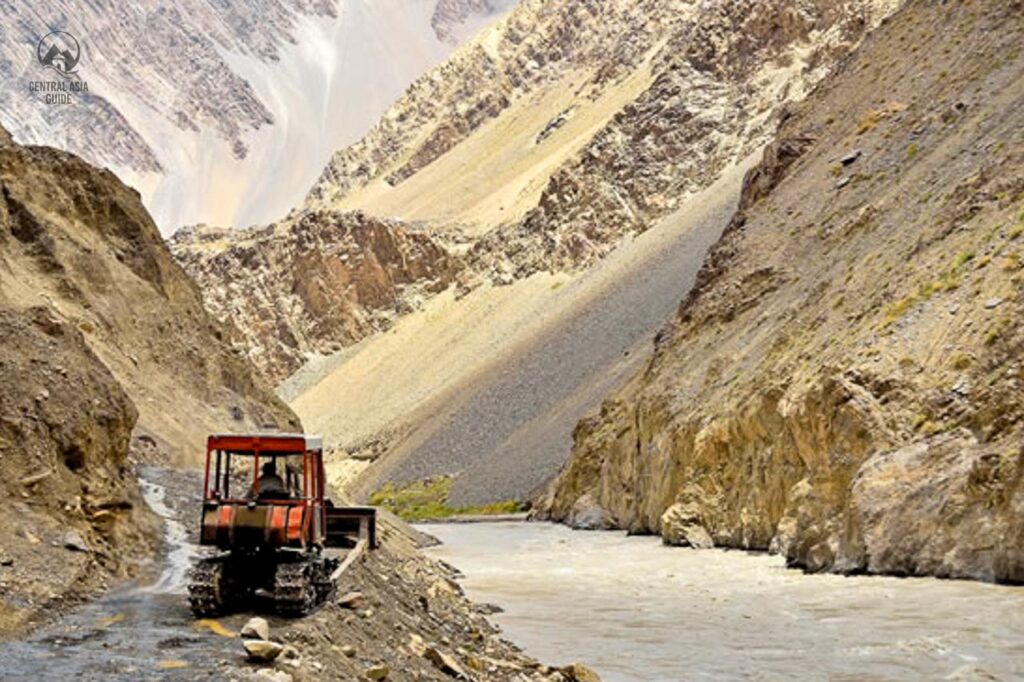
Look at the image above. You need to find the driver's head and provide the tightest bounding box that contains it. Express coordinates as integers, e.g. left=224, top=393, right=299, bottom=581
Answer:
left=262, top=460, right=275, bottom=475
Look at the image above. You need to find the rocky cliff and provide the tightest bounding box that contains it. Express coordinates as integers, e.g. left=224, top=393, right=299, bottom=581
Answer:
left=542, top=0, right=1024, bottom=583
left=0, top=128, right=298, bottom=461
left=170, top=212, right=462, bottom=382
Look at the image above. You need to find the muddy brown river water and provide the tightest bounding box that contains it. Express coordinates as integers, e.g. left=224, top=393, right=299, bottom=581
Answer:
left=419, top=522, right=1024, bottom=682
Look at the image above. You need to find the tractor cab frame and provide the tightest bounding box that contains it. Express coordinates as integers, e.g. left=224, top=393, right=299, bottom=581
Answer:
left=201, top=433, right=328, bottom=550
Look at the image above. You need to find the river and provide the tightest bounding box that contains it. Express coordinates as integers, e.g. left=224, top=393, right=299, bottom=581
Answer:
left=418, top=522, right=1024, bottom=682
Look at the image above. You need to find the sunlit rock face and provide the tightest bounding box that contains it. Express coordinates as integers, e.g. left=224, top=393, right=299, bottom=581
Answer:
left=0, top=0, right=514, bottom=234
left=169, top=211, right=463, bottom=382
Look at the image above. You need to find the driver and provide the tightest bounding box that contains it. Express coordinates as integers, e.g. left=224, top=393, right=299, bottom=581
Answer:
left=252, top=460, right=288, bottom=499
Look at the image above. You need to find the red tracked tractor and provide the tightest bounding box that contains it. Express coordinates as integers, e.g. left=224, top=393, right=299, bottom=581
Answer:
left=187, top=433, right=376, bottom=617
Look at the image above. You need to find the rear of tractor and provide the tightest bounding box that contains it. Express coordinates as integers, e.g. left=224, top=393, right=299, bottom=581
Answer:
left=187, top=433, right=376, bottom=617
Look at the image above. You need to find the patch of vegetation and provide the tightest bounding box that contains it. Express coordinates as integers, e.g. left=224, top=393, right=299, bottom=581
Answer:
left=915, top=417, right=944, bottom=436
left=950, top=352, right=973, bottom=370
left=882, top=252, right=976, bottom=328
left=952, top=251, right=976, bottom=269
left=906, top=142, right=919, bottom=159
left=856, top=110, right=881, bottom=135
left=369, top=476, right=524, bottom=522
left=984, top=318, right=1010, bottom=347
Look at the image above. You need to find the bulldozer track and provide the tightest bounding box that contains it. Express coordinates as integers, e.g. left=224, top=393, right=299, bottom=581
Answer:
left=187, top=557, right=232, bottom=617
left=273, top=555, right=340, bottom=616
left=188, top=552, right=342, bottom=617
left=273, top=560, right=314, bottom=616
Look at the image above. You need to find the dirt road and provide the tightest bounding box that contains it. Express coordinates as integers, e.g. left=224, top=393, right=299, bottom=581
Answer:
left=0, top=467, right=249, bottom=680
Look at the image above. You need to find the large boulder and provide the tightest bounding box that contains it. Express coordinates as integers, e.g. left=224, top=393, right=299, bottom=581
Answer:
left=243, top=639, right=284, bottom=662
left=561, top=663, right=602, bottom=682
left=240, top=616, right=270, bottom=641
left=566, top=493, right=614, bottom=530
left=660, top=502, right=714, bottom=549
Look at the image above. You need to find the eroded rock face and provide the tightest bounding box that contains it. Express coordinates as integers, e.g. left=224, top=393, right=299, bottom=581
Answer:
left=170, top=211, right=463, bottom=382
left=542, top=0, right=1024, bottom=582
left=0, top=1, right=337, bottom=175
left=0, top=127, right=299, bottom=459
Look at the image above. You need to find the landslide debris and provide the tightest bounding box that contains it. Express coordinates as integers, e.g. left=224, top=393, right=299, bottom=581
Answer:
left=0, top=128, right=299, bottom=460
left=542, top=0, right=1024, bottom=582
left=0, top=305, right=159, bottom=636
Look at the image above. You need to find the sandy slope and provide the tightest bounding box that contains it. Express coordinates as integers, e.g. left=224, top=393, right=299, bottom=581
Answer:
left=290, top=157, right=755, bottom=504
left=335, top=60, right=660, bottom=234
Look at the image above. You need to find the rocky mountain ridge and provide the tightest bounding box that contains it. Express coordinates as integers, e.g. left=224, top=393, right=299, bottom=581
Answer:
left=541, top=0, right=1024, bottom=582
left=180, top=0, right=900, bottom=388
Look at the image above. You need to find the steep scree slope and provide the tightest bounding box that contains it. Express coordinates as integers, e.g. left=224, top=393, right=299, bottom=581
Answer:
left=0, top=129, right=298, bottom=461
left=543, top=0, right=1024, bottom=582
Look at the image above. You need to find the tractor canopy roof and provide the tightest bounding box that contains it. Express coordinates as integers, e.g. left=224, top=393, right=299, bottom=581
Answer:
left=207, top=432, right=323, bottom=455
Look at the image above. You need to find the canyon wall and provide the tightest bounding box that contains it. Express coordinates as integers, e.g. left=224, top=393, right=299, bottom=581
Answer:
left=542, top=0, right=1024, bottom=582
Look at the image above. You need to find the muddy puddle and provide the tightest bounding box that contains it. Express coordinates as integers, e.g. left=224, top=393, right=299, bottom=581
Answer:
left=420, top=522, right=1024, bottom=682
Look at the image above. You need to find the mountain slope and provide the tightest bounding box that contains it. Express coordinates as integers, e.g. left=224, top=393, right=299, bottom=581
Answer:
left=182, top=0, right=898, bottom=385
left=0, top=128, right=298, bottom=461
left=542, top=0, right=1024, bottom=582
left=170, top=212, right=463, bottom=381
left=0, top=0, right=513, bottom=233
left=255, top=0, right=902, bottom=504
